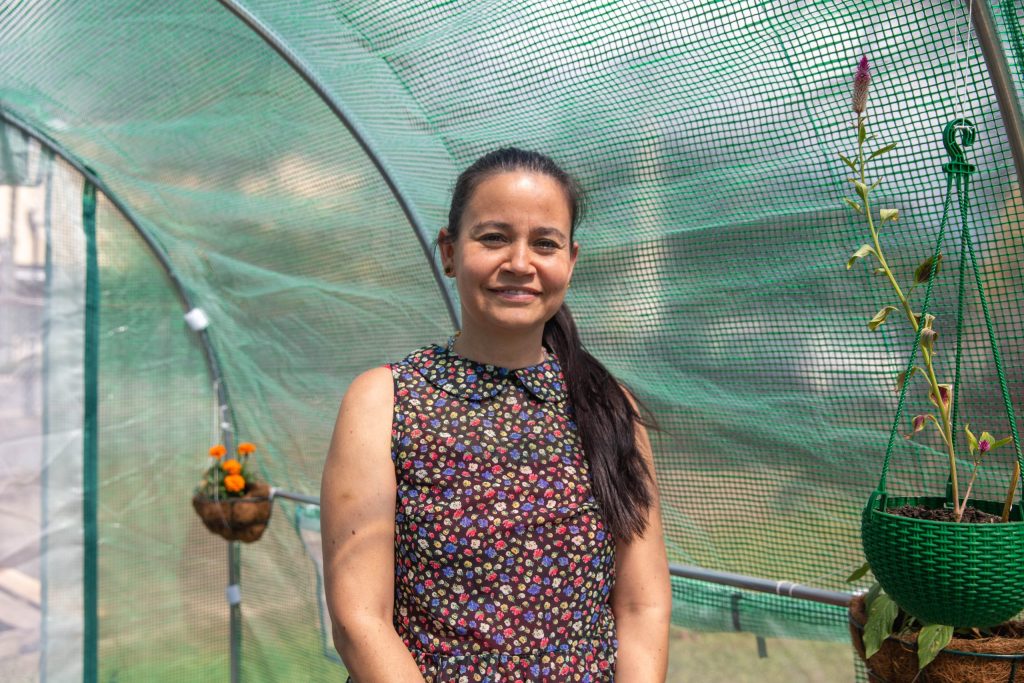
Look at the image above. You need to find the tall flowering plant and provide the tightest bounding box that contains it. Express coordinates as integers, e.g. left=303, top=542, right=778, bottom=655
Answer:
left=841, top=55, right=1015, bottom=523
left=844, top=55, right=1024, bottom=676
left=198, top=441, right=260, bottom=498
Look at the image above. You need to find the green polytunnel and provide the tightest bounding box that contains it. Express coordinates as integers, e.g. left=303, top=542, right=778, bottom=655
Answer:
left=2, top=0, right=1024, bottom=681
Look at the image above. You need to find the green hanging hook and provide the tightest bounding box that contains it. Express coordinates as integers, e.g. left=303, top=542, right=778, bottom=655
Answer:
left=943, top=118, right=977, bottom=175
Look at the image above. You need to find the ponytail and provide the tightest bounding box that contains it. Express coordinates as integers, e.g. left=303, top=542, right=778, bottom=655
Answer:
left=544, top=304, right=655, bottom=541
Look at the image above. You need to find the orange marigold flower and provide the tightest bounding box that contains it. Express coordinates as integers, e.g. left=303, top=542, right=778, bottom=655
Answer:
left=209, top=444, right=227, bottom=458
left=237, top=442, right=256, bottom=455
left=221, top=459, right=242, bottom=475
left=224, top=474, right=246, bottom=493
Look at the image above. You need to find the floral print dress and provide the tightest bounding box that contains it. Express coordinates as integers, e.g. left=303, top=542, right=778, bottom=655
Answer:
left=384, top=344, right=617, bottom=682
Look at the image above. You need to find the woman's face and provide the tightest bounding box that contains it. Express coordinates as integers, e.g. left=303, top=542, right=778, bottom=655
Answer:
left=440, top=170, right=578, bottom=338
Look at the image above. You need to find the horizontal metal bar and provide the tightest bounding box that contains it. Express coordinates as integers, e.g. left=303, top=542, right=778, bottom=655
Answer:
left=269, top=488, right=321, bottom=506
left=263, top=489, right=852, bottom=608
left=669, top=563, right=852, bottom=607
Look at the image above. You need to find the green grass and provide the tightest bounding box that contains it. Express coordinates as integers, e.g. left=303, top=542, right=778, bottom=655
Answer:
left=667, top=627, right=856, bottom=682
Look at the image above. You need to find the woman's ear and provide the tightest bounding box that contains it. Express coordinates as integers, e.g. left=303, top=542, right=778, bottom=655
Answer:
left=568, top=241, right=579, bottom=279
left=438, top=227, right=454, bottom=274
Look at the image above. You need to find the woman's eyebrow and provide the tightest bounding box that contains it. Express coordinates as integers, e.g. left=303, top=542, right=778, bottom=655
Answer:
left=470, top=221, right=513, bottom=232
left=469, top=222, right=567, bottom=239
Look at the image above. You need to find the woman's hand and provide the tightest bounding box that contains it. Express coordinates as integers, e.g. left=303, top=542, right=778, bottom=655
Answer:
left=321, top=366, right=426, bottom=683
left=610, top=395, right=672, bottom=682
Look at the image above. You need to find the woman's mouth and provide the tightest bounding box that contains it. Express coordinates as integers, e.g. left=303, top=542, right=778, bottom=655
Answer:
left=490, top=287, right=540, bottom=302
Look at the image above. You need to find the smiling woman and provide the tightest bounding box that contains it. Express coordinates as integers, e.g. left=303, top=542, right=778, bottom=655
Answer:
left=320, top=148, right=671, bottom=683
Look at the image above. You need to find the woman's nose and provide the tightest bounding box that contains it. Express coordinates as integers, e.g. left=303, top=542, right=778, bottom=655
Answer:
left=504, top=242, right=535, bottom=274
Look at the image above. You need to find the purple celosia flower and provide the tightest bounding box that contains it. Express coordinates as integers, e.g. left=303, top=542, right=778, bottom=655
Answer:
left=852, top=55, right=870, bottom=115
left=979, top=439, right=991, bottom=454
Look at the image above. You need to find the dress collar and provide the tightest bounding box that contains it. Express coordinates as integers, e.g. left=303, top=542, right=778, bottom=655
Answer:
left=410, top=344, right=567, bottom=403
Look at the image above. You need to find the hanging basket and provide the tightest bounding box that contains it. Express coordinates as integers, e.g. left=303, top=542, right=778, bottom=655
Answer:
left=849, top=594, right=1024, bottom=683
left=862, top=492, right=1024, bottom=628
left=192, top=481, right=273, bottom=543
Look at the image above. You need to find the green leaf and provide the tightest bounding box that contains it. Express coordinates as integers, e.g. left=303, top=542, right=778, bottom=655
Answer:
left=992, top=436, right=1015, bottom=450
left=965, top=424, right=978, bottom=454
left=868, top=305, right=898, bottom=331
left=847, top=244, right=876, bottom=270
left=858, top=119, right=867, bottom=145
left=869, top=142, right=897, bottom=160
left=864, top=582, right=882, bottom=610
left=928, top=383, right=951, bottom=409
left=873, top=267, right=886, bottom=276
left=846, top=562, right=871, bottom=582
left=917, top=623, right=953, bottom=670
left=844, top=198, right=864, bottom=215
left=914, top=254, right=943, bottom=284
left=905, top=414, right=939, bottom=439
left=981, top=431, right=995, bottom=446
left=839, top=153, right=858, bottom=172
left=879, top=208, right=899, bottom=223
left=863, top=594, right=899, bottom=659
left=870, top=178, right=881, bottom=190
left=895, top=367, right=921, bottom=393
left=853, top=180, right=869, bottom=202
left=920, top=328, right=938, bottom=354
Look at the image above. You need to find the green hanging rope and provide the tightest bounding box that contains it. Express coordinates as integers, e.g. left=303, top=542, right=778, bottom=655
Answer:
left=958, top=172, right=1024, bottom=514
left=874, top=118, right=1024, bottom=514
left=875, top=141, right=956, bottom=498
left=860, top=119, right=1024, bottom=628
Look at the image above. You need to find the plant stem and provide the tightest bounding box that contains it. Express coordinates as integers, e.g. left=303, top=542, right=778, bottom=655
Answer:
left=855, top=115, right=961, bottom=518
left=1003, top=461, right=1020, bottom=522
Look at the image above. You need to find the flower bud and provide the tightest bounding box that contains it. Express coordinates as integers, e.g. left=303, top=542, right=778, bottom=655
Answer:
left=852, top=55, right=870, bottom=114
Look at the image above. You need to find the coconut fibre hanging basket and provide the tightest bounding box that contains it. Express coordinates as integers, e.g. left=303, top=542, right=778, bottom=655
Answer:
left=861, top=120, right=1024, bottom=629
left=192, top=481, right=273, bottom=543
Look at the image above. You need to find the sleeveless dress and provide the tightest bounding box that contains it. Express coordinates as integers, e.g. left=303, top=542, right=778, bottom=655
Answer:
left=385, top=344, right=617, bottom=682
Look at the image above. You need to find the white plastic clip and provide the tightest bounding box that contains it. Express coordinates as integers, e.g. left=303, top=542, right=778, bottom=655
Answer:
left=226, top=584, right=241, bottom=606
left=184, top=307, right=210, bottom=331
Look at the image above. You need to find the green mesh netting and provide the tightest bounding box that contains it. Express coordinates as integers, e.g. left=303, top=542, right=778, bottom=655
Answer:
left=2, top=1, right=1024, bottom=681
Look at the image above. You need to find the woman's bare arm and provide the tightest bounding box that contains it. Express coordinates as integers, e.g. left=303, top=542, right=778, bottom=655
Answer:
left=321, top=366, right=425, bottom=683
left=610, top=395, right=672, bottom=682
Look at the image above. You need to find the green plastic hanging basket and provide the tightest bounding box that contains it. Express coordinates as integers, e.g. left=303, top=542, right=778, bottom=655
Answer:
left=862, top=491, right=1024, bottom=628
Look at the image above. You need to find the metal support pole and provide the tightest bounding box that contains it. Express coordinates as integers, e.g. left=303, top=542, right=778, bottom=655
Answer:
left=214, top=0, right=459, bottom=329
left=228, top=542, right=241, bottom=683
left=968, top=0, right=1024, bottom=191
left=269, top=487, right=321, bottom=506
left=668, top=563, right=853, bottom=607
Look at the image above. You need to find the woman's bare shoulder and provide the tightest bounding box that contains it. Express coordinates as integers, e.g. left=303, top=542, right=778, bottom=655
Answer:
left=342, top=365, right=395, bottom=411
left=327, top=365, right=394, bottom=464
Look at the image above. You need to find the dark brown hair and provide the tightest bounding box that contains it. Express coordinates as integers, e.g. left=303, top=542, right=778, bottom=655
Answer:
left=441, top=147, right=655, bottom=541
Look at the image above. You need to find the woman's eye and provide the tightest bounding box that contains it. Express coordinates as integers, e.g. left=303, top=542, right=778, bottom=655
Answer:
left=536, top=240, right=560, bottom=250
left=480, top=234, right=506, bottom=243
